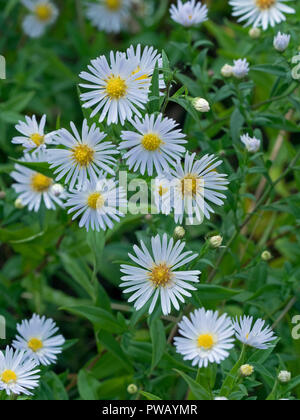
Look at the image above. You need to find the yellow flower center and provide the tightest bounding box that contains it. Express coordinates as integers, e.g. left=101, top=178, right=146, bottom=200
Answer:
left=105, top=76, right=127, bottom=100
left=149, top=263, right=172, bottom=287
left=72, top=144, right=94, bottom=167
left=30, top=133, right=45, bottom=147
left=87, top=192, right=105, bottom=210
left=28, top=338, right=43, bottom=352
left=35, top=3, right=53, bottom=21
left=197, top=334, right=215, bottom=350
left=1, top=370, right=17, bottom=384
left=256, top=0, right=276, bottom=10
left=141, top=133, right=163, bottom=152
left=158, top=185, right=168, bottom=196
left=31, top=173, right=52, bottom=192
left=105, top=0, right=122, bottom=11
left=181, top=174, right=201, bottom=197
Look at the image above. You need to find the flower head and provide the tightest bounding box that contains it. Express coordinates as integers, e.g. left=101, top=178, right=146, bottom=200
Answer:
left=0, top=346, right=40, bottom=396
left=12, top=115, right=54, bottom=150
left=221, top=64, right=234, bottom=78
left=79, top=51, right=150, bottom=125
left=274, top=32, right=291, bottom=52
left=119, top=114, right=187, bottom=176
left=170, top=0, right=208, bottom=27
left=66, top=177, right=127, bottom=232
left=47, top=119, right=118, bottom=190
left=240, top=364, right=254, bottom=376
left=232, top=58, right=250, bottom=79
left=174, top=308, right=235, bottom=368
left=11, top=151, right=65, bottom=212
left=85, top=0, right=131, bottom=33
left=120, top=234, right=201, bottom=315
left=12, top=314, right=65, bottom=366
left=192, top=98, right=210, bottom=113
left=240, top=133, right=261, bottom=153
left=229, top=0, right=295, bottom=31
left=21, top=0, right=59, bottom=38
left=233, top=316, right=276, bottom=349
left=278, top=370, right=291, bottom=383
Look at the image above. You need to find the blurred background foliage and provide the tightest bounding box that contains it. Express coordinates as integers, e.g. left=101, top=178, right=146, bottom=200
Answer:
left=0, top=0, right=300, bottom=400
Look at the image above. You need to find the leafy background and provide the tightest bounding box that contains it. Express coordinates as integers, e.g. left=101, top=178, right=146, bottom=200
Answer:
left=0, top=0, right=300, bottom=400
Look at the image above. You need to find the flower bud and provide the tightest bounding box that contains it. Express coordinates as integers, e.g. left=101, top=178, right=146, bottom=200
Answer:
left=261, top=250, right=272, bottom=261
left=278, top=371, right=291, bottom=383
left=174, top=226, right=186, bottom=240
left=249, top=27, right=261, bottom=39
left=221, top=64, right=233, bottom=78
left=274, top=32, right=290, bottom=52
left=14, top=198, right=24, bottom=209
left=192, top=98, right=210, bottom=113
left=50, top=183, right=64, bottom=197
left=240, top=364, right=254, bottom=377
left=209, top=235, right=223, bottom=248
left=127, top=384, right=138, bottom=394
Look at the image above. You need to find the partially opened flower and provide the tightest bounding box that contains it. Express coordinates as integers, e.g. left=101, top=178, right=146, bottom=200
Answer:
left=170, top=152, right=229, bottom=225
left=240, top=133, right=261, bottom=153
left=170, top=0, right=208, bottom=27
left=13, top=314, right=65, bottom=366
left=229, top=0, right=295, bottom=31
left=233, top=316, right=276, bottom=349
left=66, top=177, right=127, bottom=232
left=126, top=44, right=166, bottom=92
left=79, top=51, right=150, bottom=125
left=232, top=58, right=250, bottom=79
left=0, top=347, right=40, bottom=396
left=273, top=32, right=291, bottom=52
left=10, top=151, right=65, bottom=212
left=174, top=308, right=235, bottom=368
left=120, top=234, right=201, bottom=315
left=85, top=0, right=131, bottom=33
left=12, top=115, right=54, bottom=150
left=21, top=0, right=59, bottom=38
left=47, top=119, right=118, bottom=190
left=119, top=114, right=187, bottom=176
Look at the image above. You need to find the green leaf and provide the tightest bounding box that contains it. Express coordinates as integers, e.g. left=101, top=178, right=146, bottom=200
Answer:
left=78, top=370, right=99, bottom=401
left=97, top=331, right=133, bottom=373
left=140, top=391, right=162, bottom=400
left=60, top=253, right=95, bottom=299
left=174, top=369, right=211, bottom=400
left=149, top=318, right=166, bottom=370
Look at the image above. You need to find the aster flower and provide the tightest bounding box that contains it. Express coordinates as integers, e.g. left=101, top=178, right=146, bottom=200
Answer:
left=240, top=133, right=261, bottom=153
left=169, top=152, right=229, bottom=225
left=66, top=177, right=127, bottom=232
left=174, top=308, right=235, bottom=368
left=170, top=0, right=208, bottom=27
left=12, top=314, right=65, bottom=367
left=229, top=0, right=295, bottom=31
left=21, top=0, right=59, bottom=38
left=119, top=114, right=187, bottom=176
left=79, top=51, right=150, bottom=125
left=126, top=44, right=166, bottom=92
left=273, top=31, right=291, bottom=52
left=10, top=151, right=65, bottom=212
left=0, top=346, right=40, bottom=396
left=47, top=119, right=118, bottom=190
left=232, top=58, right=250, bottom=79
left=12, top=114, right=54, bottom=150
left=233, top=316, right=277, bottom=349
left=85, top=0, right=131, bottom=34
left=120, top=234, right=201, bottom=315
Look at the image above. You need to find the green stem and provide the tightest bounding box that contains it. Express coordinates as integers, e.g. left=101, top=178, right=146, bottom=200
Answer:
left=219, top=345, right=247, bottom=398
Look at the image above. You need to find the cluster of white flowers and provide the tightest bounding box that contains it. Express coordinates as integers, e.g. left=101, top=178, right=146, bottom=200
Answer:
left=0, top=314, right=64, bottom=397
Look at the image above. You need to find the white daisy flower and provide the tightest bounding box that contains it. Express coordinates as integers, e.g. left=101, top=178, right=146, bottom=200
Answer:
left=273, top=31, right=291, bottom=52
left=232, top=58, right=250, bottom=79
left=229, top=0, right=295, bottom=31
left=66, top=177, right=127, bottom=232
left=21, top=0, right=59, bottom=38
left=169, top=152, right=229, bottom=225
left=10, top=151, right=65, bottom=212
left=12, top=114, right=54, bottom=150
left=126, top=44, right=166, bottom=92
left=79, top=51, right=150, bottom=125
left=85, top=0, right=131, bottom=34
left=120, top=233, right=201, bottom=315
left=233, top=316, right=276, bottom=349
left=12, top=314, right=65, bottom=367
left=240, top=133, right=261, bottom=153
left=47, top=119, right=118, bottom=190
left=174, top=308, right=235, bottom=368
left=170, top=0, right=208, bottom=27
left=119, top=114, right=187, bottom=176
left=0, top=346, right=40, bottom=396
